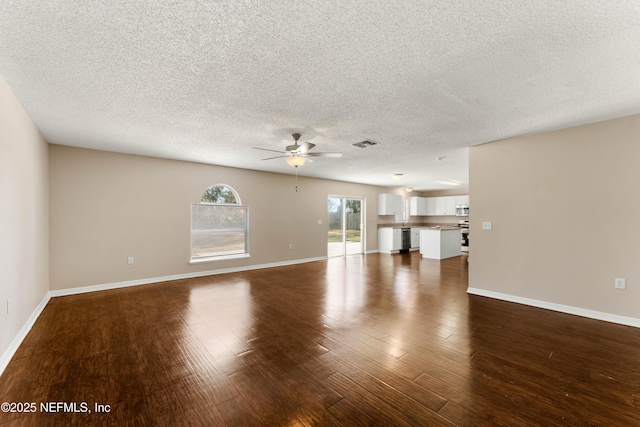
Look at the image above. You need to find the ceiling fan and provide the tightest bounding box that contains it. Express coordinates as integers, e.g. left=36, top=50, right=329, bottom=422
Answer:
left=252, top=133, right=343, bottom=167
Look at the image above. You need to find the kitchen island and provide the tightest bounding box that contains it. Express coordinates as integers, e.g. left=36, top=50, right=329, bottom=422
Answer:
left=419, top=227, right=461, bottom=260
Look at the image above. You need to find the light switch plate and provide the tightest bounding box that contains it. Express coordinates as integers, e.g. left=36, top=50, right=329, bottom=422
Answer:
left=482, top=221, right=492, bottom=230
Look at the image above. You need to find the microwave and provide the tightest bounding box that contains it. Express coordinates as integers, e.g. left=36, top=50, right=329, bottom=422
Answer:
left=455, top=205, right=469, bottom=217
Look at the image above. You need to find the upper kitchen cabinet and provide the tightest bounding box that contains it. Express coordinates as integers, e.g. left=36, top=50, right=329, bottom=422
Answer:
left=455, top=195, right=469, bottom=206
left=409, top=196, right=428, bottom=216
left=426, top=197, right=436, bottom=215
left=378, top=193, right=403, bottom=215
left=406, top=194, right=469, bottom=216
left=434, top=196, right=456, bottom=216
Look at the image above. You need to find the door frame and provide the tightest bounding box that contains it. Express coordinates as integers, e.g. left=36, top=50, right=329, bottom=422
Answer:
left=327, top=195, right=365, bottom=257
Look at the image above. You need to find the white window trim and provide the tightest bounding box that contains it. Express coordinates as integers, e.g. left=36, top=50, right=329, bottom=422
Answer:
left=189, top=253, right=251, bottom=264
left=190, top=184, right=250, bottom=262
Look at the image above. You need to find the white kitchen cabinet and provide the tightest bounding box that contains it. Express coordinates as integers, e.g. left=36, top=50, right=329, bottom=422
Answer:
left=418, top=195, right=468, bottom=216
left=378, top=194, right=403, bottom=215
left=434, top=196, right=456, bottom=216
left=410, top=228, right=421, bottom=249
left=420, top=228, right=461, bottom=259
left=426, top=197, right=436, bottom=215
left=378, top=227, right=402, bottom=253
left=455, top=195, right=469, bottom=206
left=409, top=197, right=428, bottom=216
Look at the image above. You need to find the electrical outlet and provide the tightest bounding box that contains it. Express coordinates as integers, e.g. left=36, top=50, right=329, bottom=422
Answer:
left=614, top=278, right=626, bottom=290
left=288, top=244, right=293, bottom=250
left=128, top=257, right=134, bottom=265
left=317, top=219, right=323, bottom=225
left=482, top=221, right=492, bottom=230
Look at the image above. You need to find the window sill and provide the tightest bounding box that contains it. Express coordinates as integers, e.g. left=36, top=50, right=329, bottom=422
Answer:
left=189, top=253, right=251, bottom=264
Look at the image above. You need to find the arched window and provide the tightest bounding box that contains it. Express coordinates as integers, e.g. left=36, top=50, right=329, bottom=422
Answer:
left=201, top=184, right=240, bottom=204
left=190, top=184, right=249, bottom=262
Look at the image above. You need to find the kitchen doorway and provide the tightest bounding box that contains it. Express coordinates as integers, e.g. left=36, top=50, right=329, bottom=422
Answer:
left=327, top=196, right=364, bottom=257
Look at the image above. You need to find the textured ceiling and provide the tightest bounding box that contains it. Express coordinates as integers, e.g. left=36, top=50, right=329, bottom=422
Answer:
left=2, top=1, right=640, bottom=191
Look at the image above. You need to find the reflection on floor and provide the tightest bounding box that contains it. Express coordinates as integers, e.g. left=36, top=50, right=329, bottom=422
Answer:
left=1, top=252, right=639, bottom=426
left=327, top=241, right=363, bottom=257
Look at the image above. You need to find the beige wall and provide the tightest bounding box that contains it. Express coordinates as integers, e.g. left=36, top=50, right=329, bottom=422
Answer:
left=469, top=114, right=640, bottom=319
left=0, top=77, right=49, bottom=359
left=49, top=145, right=386, bottom=290
left=419, top=189, right=467, bottom=197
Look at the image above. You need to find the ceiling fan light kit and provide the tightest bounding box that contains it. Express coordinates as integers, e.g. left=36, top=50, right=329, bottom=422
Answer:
left=253, top=132, right=343, bottom=168
left=285, top=156, right=307, bottom=167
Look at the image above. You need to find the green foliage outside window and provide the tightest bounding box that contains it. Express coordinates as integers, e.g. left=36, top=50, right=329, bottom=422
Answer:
left=201, top=185, right=238, bottom=204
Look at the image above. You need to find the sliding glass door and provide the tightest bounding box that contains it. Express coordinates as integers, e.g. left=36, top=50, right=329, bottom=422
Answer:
left=328, top=196, right=363, bottom=257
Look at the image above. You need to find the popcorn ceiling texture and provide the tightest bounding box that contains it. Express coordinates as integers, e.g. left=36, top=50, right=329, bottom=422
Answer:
left=1, top=1, right=640, bottom=189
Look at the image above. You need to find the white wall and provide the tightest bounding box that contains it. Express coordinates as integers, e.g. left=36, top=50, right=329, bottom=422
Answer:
left=469, top=114, right=640, bottom=323
left=0, top=77, right=49, bottom=368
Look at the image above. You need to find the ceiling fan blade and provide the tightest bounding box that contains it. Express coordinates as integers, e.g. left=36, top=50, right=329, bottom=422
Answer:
left=261, top=155, right=289, bottom=160
left=298, top=142, right=316, bottom=154
left=308, top=152, right=343, bottom=158
left=252, top=147, right=287, bottom=154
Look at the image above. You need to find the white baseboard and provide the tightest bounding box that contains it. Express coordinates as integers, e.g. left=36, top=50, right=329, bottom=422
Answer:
left=467, top=287, right=640, bottom=328
left=50, top=256, right=328, bottom=297
left=0, top=292, right=51, bottom=377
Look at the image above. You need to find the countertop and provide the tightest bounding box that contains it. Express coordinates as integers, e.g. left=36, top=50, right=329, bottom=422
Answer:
left=420, top=226, right=461, bottom=231
left=378, top=223, right=460, bottom=230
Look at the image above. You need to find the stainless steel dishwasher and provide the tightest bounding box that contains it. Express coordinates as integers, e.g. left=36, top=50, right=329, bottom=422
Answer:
left=400, top=228, right=411, bottom=252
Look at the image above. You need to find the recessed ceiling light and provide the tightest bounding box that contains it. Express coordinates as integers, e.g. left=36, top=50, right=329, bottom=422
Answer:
left=436, top=180, right=462, bottom=186
left=392, top=173, right=403, bottom=179
left=405, top=187, right=413, bottom=192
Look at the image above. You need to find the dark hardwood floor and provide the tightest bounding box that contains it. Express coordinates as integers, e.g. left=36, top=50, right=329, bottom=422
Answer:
left=2, top=252, right=640, bottom=426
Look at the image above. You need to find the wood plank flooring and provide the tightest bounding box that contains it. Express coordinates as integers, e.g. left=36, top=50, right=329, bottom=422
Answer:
left=2, top=252, right=640, bottom=426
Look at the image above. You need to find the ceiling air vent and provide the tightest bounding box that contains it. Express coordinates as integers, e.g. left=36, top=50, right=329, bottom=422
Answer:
left=352, top=140, right=379, bottom=148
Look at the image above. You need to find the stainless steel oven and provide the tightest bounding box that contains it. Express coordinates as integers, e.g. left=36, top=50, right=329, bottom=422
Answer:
left=458, top=220, right=469, bottom=253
